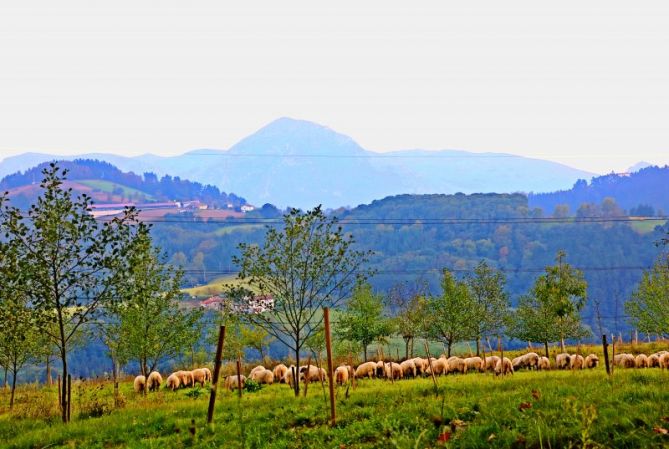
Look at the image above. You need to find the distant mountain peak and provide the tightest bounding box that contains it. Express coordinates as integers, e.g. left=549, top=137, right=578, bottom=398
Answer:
left=627, top=161, right=653, bottom=173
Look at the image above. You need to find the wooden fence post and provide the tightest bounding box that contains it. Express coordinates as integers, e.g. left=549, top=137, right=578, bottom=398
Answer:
left=323, top=307, right=336, bottom=426
left=207, top=325, right=226, bottom=424
left=424, top=341, right=438, bottom=389
left=498, top=336, right=505, bottom=376
left=236, top=356, right=243, bottom=399
left=303, top=355, right=312, bottom=398
left=602, top=335, right=610, bottom=376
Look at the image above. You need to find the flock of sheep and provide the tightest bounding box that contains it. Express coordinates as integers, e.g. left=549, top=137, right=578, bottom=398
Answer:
left=131, top=349, right=669, bottom=394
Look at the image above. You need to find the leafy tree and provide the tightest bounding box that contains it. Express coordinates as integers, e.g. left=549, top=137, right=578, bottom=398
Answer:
left=0, top=241, right=42, bottom=408
left=0, top=163, right=140, bottom=423
left=388, top=281, right=429, bottom=358
left=241, top=324, right=275, bottom=361
left=426, top=269, right=476, bottom=357
left=107, top=224, right=203, bottom=375
left=337, top=281, right=393, bottom=362
left=625, top=254, right=669, bottom=336
left=230, top=206, right=372, bottom=396
left=509, top=250, right=589, bottom=355
left=466, top=261, right=509, bottom=355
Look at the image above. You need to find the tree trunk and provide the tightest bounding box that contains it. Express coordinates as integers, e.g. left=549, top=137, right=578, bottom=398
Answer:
left=293, top=346, right=300, bottom=397
left=544, top=341, right=549, bottom=359
left=447, top=340, right=452, bottom=358
left=404, top=338, right=410, bottom=360
left=60, top=349, right=68, bottom=423
left=3, top=366, right=7, bottom=389
left=112, top=358, right=119, bottom=408
left=10, top=369, right=17, bottom=409
left=363, top=344, right=368, bottom=362
left=476, top=338, right=480, bottom=357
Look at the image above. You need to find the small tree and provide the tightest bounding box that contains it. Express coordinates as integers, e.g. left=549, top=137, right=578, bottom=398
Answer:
left=241, top=325, right=275, bottom=361
left=337, top=281, right=393, bottom=362
left=625, top=254, right=669, bottom=336
left=509, top=251, right=589, bottom=356
left=0, top=164, right=140, bottom=422
left=426, top=269, right=476, bottom=357
left=466, top=261, right=509, bottom=355
left=388, top=280, right=429, bottom=359
left=107, top=224, right=203, bottom=375
left=0, top=241, right=41, bottom=408
left=230, top=206, right=372, bottom=396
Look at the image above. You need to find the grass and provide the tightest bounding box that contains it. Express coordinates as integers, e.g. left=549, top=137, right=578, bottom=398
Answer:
left=78, top=179, right=154, bottom=201
left=181, top=275, right=255, bottom=297
left=2, top=364, right=669, bottom=448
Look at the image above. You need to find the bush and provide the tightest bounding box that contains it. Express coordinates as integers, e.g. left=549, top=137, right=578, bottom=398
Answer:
left=243, top=379, right=262, bottom=393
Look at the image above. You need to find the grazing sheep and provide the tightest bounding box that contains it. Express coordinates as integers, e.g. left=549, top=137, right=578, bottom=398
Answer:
left=251, top=369, right=274, bottom=385
left=447, top=356, right=467, bottom=374
left=660, top=353, right=669, bottom=369
left=334, top=365, right=349, bottom=385
left=375, top=361, right=386, bottom=378
left=203, top=367, right=212, bottom=382
left=634, top=354, right=649, bottom=368
left=556, top=353, right=571, bottom=370
left=224, top=374, right=246, bottom=391
left=384, top=362, right=403, bottom=380
left=283, top=365, right=297, bottom=387
left=584, top=354, right=599, bottom=369
left=146, top=371, right=162, bottom=391
left=399, top=360, right=417, bottom=379
left=425, top=357, right=448, bottom=376
left=570, top=354, right=585, bottom=370
left=464, top=357, right=484, bottom=373
left=538, top=356, right=551, bottom=370
left=484, top=356, right=500, bottom=372
left=648, top=354, right=661, bottom=368
left=614, top=353, right=635, bottom=368
left=520, top=352, right=540, bottom=370
left=495, top=357, right=514, bottom=376
left=176, top=370, right=195, bottom=388
left=165, top=373, right=180, bottom=391
left=511, top=356, right=523, bottom=371
left=299, top=364, right=326, bottom=383
left=273, top=364, right=288, bottom=383
left=133, top=375, right=146, bottom=393
left=354, top=361, right=377, bottom=379
left=249, top=365, right=266, bottom=378
left=191, top=368, right=208, bottom=387
left=412, top=358, right=429, bottom=376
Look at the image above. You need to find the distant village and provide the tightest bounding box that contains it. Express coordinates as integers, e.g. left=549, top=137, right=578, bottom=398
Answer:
left=90, top=200, right=255, bottom=218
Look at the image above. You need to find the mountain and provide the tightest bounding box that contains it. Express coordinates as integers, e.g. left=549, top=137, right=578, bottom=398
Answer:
left=528, top=165, right=669, bottom=216
left=0, top=117, right=595, bottom=208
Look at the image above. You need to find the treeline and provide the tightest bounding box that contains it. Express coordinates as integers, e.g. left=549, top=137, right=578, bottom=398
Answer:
left=528, top=165, right=669, bottom=216
left=0, top=159, right=246, bottom=208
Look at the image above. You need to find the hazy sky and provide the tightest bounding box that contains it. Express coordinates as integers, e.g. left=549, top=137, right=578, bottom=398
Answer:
left=1, top=1, right=669, bottom=173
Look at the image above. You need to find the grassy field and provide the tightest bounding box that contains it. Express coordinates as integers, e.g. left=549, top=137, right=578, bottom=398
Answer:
left=78, top=179, right=154, bottom=201
left=1, top=361, right=669, bottom=448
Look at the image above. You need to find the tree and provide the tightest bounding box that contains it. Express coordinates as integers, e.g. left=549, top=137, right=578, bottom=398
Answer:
left=241, top=324, right=275, bottom=361
left=107, top=224, right=203, bottom=376
left=230, top=206, right=372, bottom=396
left=509, top=251, right=589, bottom=356
left=337, top=281, right=393, bottom=362
left=0, top=163, right=140, bottom=422
left=625, top=254, right=669, bottom=336
left=466, top=261, right=509, bottom=356
left=388, top=280, right=429, bottom=359
left=426, top=269, right=476, bottom=357
left=0, top=241, right=41, bottom=409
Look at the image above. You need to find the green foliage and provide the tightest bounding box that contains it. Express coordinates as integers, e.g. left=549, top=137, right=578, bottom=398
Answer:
left=388, top=280, right=430, bottom=358
left=104, top=224, right=204, bottom=375
left=230, top=206, right=373, bottom=395
left=0, top=163, right=141, bottom=422
left=336, top=281, right=393, bottom=361
left=185, top=387, right=205, bottom=400
left=466, top=261, right=510, bottom=346
left=243, top=379, right=263, bottom=393
left=425, top=269, right=476, bottom=357
left=625, top=254, right=669, bottom=335
left=509, top=251, right=590, bottom=353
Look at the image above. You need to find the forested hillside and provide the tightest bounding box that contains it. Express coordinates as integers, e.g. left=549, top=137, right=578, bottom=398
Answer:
left=0, top=159, right=247, bottom=209
left=148, top=193, right=667, bottom=342
left=529, top=165, right=669, bottom=216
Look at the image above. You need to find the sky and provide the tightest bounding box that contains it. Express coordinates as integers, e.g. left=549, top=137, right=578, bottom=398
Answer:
left=1, top=1, right=669, bottom=174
